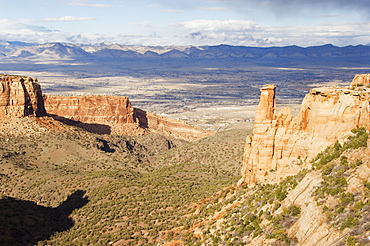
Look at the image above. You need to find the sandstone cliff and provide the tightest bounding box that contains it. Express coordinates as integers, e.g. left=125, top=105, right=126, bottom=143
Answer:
left=0, top=75, right=46, bottom=117
left=44, top=95, right=214, bottom=141
left=43, top=95, right=144, bottom=135
left=350, top=74, right=370, bottom=86
left=134, top=108, right=214, bottom=142
left=240, top=76, right=370, bottom=185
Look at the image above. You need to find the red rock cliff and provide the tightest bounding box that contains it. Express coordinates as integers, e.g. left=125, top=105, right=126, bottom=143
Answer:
left=44, top=95, right=214, bottom=141
left=134, top=108, right=214, bottom=142
left=240, top=76, right=370, bottom=185
left=0, top=75, right=46, bottom=117
left=44, top=95, right=144, bottom=135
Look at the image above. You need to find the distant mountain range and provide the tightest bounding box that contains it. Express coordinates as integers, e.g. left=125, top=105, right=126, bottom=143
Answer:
left=0, top=41, right=370, bottom=61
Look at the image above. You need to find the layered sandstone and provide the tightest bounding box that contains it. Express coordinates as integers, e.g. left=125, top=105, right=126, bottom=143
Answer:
left=135, top=109, right=214, bottom=142
left=350, top=73, right=370, bottom=86
left=44, top=95, right=144, bottom=135
left=240, top=77, right=370, bottom=185
left=44, top=95, right=214, bottom=141
left=0, top=75, right=46, bottom=117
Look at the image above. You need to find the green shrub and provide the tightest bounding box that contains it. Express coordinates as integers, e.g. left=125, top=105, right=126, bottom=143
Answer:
left=346, top=236, right=356, bottom=245
left=340, top=215, right=359, bottom=230
left=266, top=228, right=291, bottom=244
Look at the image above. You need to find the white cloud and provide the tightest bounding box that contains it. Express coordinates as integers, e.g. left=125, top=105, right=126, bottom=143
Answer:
left=171, top=19, right=370, bottom=47
left=176, top=20, right=258, bottom=32
left=134, top=22, right=155, bottom=28
left=201, top=7, right=228, bottom=11
left=163, top=9, right=185, bottom=13
left=42, top=16, right=96, bottom=22
left=68, top=1, right=112, bottom=8
left=147, top=4, right=162, bottom=8
left=0, top=18, right=369, bottom=47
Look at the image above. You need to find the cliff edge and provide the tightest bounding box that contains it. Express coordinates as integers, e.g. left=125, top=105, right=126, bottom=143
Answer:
left=240, top=74, right=370, bottom=185
left=43, top=95, right=214, bottom=142
left=0, top=74, right=213, bottom=141
left=0, top=75, right=46, bottom=117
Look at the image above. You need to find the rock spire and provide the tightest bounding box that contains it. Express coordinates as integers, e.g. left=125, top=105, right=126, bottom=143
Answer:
left=240, top=75, right=370, bottom=185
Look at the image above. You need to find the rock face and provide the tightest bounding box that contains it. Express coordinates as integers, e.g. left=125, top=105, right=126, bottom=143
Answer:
left=240, top=77, right=370, bottom=185
left=350, top=74, right=370, bottom=86
left=44, top=95, right=214, bottom=141
left=0, top=75, right=46, bottom=117
left=134, top=108, right=214, bottom=142
left=43, top=95, right=144, bottom=135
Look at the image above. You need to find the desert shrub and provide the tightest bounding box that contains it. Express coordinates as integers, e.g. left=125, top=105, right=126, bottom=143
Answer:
left=266, top=228, right=291, bottom=244
left=313, top=128, right=368, bottom=171
left=346, top=236, right=356, bottom=245
left=340, top=215, right=359, bottom=230
left=340, top=192, right=355, bottom=207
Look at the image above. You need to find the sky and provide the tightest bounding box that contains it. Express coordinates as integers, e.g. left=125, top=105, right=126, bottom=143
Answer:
left=0, top=0, right=370, bottom=47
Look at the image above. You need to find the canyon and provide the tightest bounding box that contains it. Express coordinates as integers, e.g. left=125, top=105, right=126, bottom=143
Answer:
left=0, top=75, right=213, bottom=142
left=240, top=74, right=370, bottom=185
left=2, top=72, right=370, bottom=245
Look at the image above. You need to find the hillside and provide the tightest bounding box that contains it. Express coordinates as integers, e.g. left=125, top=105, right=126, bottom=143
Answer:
left=2, top=73, right=370, bottom=245
left=0, top=117, right=246, bottom=245
left=161, top=127, right=370, bottom=245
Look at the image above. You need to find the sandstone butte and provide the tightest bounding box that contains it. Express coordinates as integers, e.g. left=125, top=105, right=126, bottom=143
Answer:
left=43, top=95, right=214, bottom=141
left=0, top=75, right=46, bottom=117
left=0, top=74, right=213, bottom=141
left=239, top=74, right=370, bottom=185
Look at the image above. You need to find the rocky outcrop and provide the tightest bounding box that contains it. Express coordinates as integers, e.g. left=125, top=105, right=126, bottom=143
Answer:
left=0, top=75, right=46, bottom=117
left=283, top=172, right=349, bottom=245
left=0, top=74, right=213, bottom=141
left=43, top=95, right=144, bottom=135
left=44, top=95, right=214, bottom=141
left=240, top=76, right=370, bottom=185
left=134, top=109, right=214, bottom=142
left=350, top=74, right=370, bottom=86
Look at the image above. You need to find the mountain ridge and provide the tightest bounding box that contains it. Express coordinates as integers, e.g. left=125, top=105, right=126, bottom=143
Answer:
left=1, top=41, right=370, bottom=60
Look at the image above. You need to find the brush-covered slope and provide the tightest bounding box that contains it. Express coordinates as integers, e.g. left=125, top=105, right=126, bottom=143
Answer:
left=0, top=116, right=245, bottom=245
left=159, top=128, right=370, bottom=245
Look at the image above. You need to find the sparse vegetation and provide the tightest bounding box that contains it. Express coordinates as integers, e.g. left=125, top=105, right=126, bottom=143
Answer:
left=0, top=119, right=246, bottom=245
left=2, top=108, right=370, bottom=246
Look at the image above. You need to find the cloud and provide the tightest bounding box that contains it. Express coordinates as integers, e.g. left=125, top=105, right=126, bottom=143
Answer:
left=42, top=16, right=96, bottom=22
left=68, top=1, right=112, bottom=8
left=163, top=9, right=185, bottom=13
left=204, top=0, right=370, bottom=8
left=175, top=20, right=258, bottom=32
left=201, top=7, right=228, bottom=11
left=0, top=19, right=166, bottom=46
left=0, top=18, right=370, bottom=48
left=172, top=19, right=370, bottom=47
left=134, top=22, right=155, bottom=28
left=147, top=4, right=162, bottom=8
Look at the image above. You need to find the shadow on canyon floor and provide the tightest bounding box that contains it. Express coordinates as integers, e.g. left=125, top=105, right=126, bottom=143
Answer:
left=49, top=114, right=112, bottom=134
left=0, top=190, right=89, bottom=245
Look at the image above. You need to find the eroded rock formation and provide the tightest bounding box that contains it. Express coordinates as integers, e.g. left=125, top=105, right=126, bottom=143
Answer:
left=350, top=74, right=370, bottom=86
left=43, top=95, right=144, bottom=135
left=0, top=75, right=46, bottom=117
left=136, top=109, right=215, bottom=142
left=44, top=95, right=214, bottom=141
left=240, top=76, right=370, bottom=185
